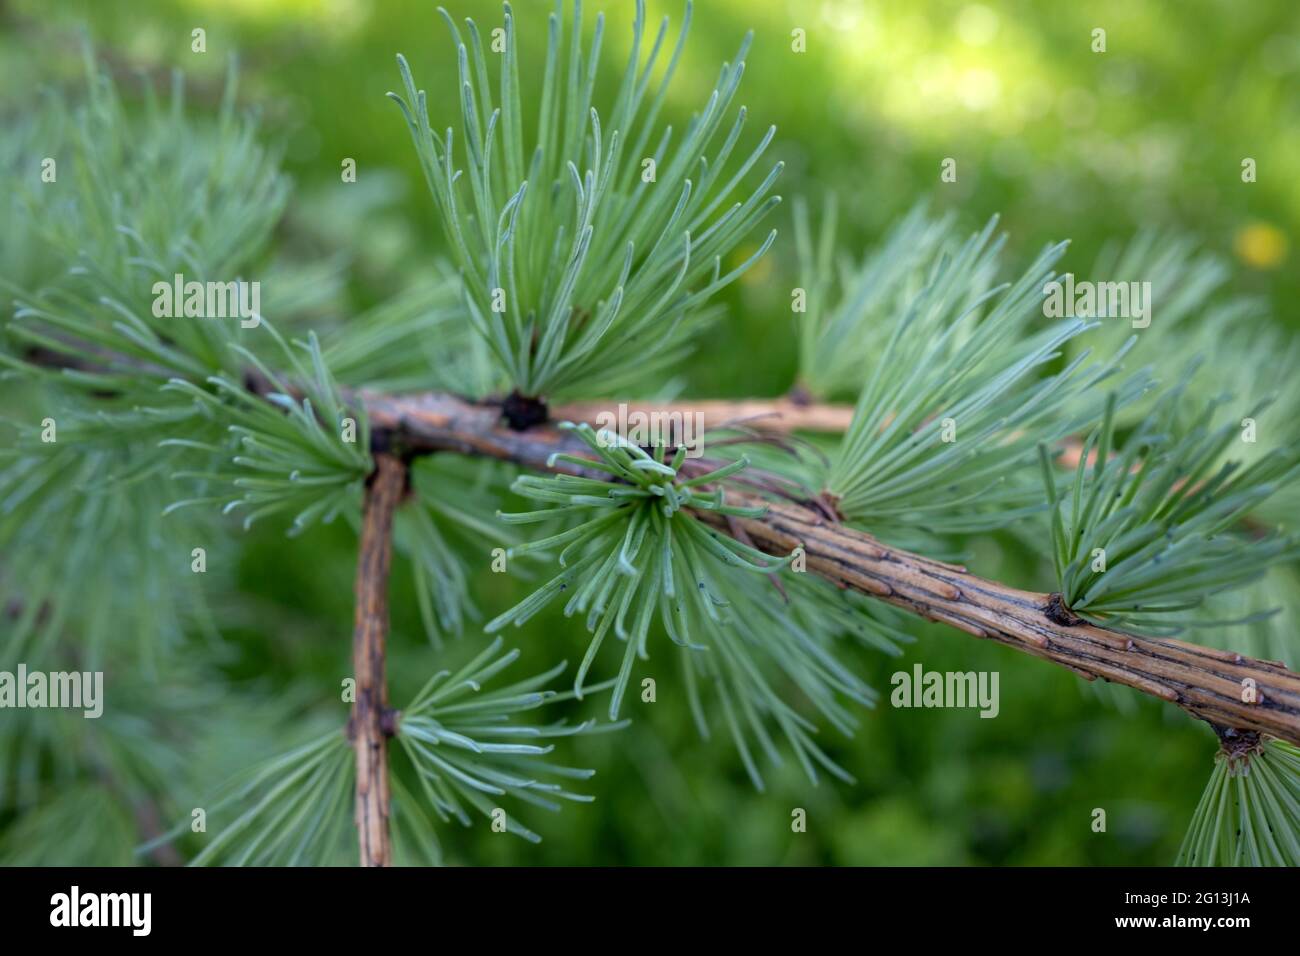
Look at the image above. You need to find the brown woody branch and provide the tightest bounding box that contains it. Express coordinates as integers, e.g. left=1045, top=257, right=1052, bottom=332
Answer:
left=359, top=389, right=1300, bottom=748
left=549, top=395, right=854, bottom=433
left=348, top=451, right=406, bottom=867
left=696, top=492, right=1300, bottom=743
left=19, top=318, right=1300, bottom=784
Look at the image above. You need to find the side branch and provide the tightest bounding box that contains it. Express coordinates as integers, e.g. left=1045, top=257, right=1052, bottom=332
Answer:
left=349, top=451, right=405, bottom=867
left=549, top=396, right=854, bottom=433
left=360, top=390, right=1300, bottom=747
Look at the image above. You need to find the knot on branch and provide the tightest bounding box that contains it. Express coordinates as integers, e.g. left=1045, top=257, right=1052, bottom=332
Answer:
left=1212, top=724, right=1264, bottom=771
left=787, top=383, right=814, bottom=407
left=1044, top=592, right=1084, bottom=627
left=501, top=390, right=549, bottom=431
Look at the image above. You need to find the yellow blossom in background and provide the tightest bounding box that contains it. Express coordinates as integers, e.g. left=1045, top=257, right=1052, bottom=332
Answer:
left=1234, top=222, right=1288, bottom=270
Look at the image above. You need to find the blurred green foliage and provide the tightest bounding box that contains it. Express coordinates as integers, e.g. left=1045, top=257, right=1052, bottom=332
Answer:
left=2, top=0, right=1296, bottom=865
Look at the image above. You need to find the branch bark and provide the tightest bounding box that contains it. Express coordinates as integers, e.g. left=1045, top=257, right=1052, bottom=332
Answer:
left=695, top=492, right=1300, bottom=743
left=549, top=396, right=854, bottom=433
left=349, top=451, right=405, bottom=868
left=360, top=389, right=1300, bottom=747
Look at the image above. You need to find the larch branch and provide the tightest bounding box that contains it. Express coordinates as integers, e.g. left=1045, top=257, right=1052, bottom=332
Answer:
left=360, top=389, right=1300, bottom=748
left=349, top=450, right=405, bottom=868
left=17, top=323, right=1298, bottom=746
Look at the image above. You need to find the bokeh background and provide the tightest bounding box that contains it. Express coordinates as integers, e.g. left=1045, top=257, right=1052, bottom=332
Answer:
left=2, top=0, right=1297, bottom=864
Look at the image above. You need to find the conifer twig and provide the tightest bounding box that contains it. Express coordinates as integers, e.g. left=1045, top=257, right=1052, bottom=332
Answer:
left=360, top=390, right=1300, bottom=747
left=349, top=451, right=405, bottom=867
left=548, top=396, right=854, bottom=434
